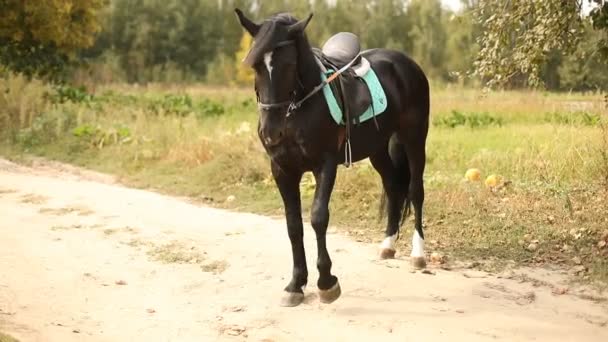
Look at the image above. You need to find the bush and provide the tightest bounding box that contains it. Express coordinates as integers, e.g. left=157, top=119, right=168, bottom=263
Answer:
left=544, top=111, right=603, bottom=126
left=0, top=73, right=51, bottom=136
left=433, top=110, right=504, bottom=128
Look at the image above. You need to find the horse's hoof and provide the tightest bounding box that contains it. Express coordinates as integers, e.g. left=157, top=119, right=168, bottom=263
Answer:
left=319, top=280, right=341, bottom=304
left=380, top=248, right=396, bottom=259
left=280, top=291, right=305, bottom=307
left=411, top=256, right=427, bottom=269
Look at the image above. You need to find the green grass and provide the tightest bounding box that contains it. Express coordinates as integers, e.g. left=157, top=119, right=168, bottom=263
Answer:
left=2, top=76, right=608, bottom=285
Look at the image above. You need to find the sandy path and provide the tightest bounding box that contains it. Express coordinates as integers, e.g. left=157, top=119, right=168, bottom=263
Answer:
left=0, top=158, right=607, bottom=342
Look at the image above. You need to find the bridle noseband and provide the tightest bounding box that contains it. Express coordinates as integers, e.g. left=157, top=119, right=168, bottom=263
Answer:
left=255, top=39, right=323, bottom=118
left=255, top=38, right=355, bottom=119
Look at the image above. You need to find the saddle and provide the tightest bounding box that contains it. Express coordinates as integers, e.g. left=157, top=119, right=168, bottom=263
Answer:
left=313, top=32, right=375, bottom=129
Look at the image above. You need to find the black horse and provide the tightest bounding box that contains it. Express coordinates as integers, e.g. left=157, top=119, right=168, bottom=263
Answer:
left=235, top=9, right=430, bottom=307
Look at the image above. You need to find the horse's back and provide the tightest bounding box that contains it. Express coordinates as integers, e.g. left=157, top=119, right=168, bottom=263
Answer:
left=362, top=48, right=429, bottom=114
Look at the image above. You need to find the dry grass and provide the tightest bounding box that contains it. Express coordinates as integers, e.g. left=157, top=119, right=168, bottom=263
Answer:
left=146, top=241, right=206, bottom=264
left=0, top=332, right=19, bottom=342
left=2, top=77, right=607, bottom=282
left=201, top=260, right=229, bottom=274
left=0, top=73, right=50, bottom=133
left=18, top=194, right=48, bottom=205
left=38, top=206, right=93, bottom=216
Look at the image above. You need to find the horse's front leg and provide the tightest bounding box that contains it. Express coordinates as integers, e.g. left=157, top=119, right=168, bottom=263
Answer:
left=272, top=162, right=308, bottom=307
left=311, top=155, right=341, bottom=304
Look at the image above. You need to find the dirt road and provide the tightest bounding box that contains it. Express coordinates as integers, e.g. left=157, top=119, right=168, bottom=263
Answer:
left=1, top=158, right=607, bottom=342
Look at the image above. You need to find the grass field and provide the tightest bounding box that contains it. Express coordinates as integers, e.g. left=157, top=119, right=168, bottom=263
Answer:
left=1, top=74, right=607, bottom=284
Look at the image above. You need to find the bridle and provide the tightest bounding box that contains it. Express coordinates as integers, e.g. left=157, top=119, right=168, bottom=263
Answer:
left=255, top=40, right=327, bottom=118
left=255, top=38, right=358, bottom=119
left=255, top=40, right=304, bottom=117
left=254, top=37, right=360, bottom=166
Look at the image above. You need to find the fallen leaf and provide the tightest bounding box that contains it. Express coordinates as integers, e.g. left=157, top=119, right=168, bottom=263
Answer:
left=572, top=265, right=587, bottom=275
left=421, top=269, right=435, bottom=275
left=552, top=287, right=569, bottom=295
left=455, top=309, right=465, bottom=314
left=430, top=252, right=447, bottom=264
left=146, top=308, right=156, bottom=313
left=72, top=329, right=80, bottom=334
left=115, top=280, right=128, bottom=285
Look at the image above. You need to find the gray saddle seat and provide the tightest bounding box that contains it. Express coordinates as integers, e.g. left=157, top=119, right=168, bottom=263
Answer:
left=321, top=32, right=361, bottom=68
left=314, top=32, right=374, bottom=128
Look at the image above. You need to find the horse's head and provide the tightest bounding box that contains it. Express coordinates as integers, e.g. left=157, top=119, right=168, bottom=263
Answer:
left=235, top=9, right=313, bottom=147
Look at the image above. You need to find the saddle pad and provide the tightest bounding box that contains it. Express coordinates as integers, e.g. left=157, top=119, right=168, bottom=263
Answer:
left=321, top=67, right=388, bottom=125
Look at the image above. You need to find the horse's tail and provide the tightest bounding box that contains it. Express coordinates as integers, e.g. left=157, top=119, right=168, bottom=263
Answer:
left=378, top=137, right=412, bottom=227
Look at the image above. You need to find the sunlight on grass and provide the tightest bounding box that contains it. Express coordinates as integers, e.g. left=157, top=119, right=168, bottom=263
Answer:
left=2, top=77, right=607, bottom=283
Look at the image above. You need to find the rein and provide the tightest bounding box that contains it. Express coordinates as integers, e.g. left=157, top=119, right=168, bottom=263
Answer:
left=255, top=40, right=360, bottom=119
left=255, top=38, right=361, bottom=167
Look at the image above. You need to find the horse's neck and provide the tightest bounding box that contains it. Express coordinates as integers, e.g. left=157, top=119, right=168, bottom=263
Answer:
left=296, top=37, right=321, bottom=91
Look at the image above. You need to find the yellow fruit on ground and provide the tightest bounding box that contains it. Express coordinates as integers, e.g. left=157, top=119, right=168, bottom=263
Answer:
left=485, top=174, right=501, bottom=187
left=465, top=168, right=481, bottom=181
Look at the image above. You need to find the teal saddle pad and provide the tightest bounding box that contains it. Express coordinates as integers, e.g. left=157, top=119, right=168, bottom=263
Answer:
left=321, top=68, right=387, bottom=125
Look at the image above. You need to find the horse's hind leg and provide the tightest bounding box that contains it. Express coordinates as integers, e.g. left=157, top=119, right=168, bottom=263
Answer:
left=370, top=135, right=410, bottom=259
left=399, top=108, right=429, bottom=269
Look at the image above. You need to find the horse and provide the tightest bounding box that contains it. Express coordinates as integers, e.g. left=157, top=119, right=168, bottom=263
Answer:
left=234, top=9, right=430, bottom=307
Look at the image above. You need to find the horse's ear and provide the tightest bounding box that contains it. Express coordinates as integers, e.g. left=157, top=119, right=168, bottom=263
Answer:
left=288, top=13, right=313, bottom=36
left=235, top=8, right=260, bottom=37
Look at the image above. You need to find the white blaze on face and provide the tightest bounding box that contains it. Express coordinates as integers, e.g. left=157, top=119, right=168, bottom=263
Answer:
left=264, top=51, right=273, bottom=82
left=411, top=229, right=425, bottom=258
left=380, top=233, right=397, bottom=250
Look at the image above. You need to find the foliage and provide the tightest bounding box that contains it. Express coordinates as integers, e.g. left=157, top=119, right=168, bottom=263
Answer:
left=433, top=110, right=504, bottom=128
left=474, top=0, right=608, bottom=89
left=0, top=0, right=107, bottom=80
left=2, top=84, right=607, bottom=282
left=71, top=123, right=131, bottom=149
left=407, top=0, right=448, bottom=80
left=544, top=111, right=604, bottom=126
left=235, top=31, right=254, bottom=86
left=50, top=84, right=94, bottom=104
left=3, top=0, right=608, bottom=90
left=558, top=21, right=608, bottom=91
left=473, top=0, right=584, bottom=88
left=148, top=94, right=225, bottom=118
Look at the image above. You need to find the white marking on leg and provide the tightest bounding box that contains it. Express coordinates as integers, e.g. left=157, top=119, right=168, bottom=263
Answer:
left=380, top=233, right=398, bottom=250
left=263, top=51, right=273, bottom=81
left=410, top=229, right=425, bottom=257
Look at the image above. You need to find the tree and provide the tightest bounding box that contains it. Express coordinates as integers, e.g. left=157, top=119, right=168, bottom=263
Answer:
left=473, top=0, right=608, bottom=88
left=407, top=0, right=448, bottom=80
left=235, top=31, right=254, bottom=86
left=0, top=0, right=107, bottom=81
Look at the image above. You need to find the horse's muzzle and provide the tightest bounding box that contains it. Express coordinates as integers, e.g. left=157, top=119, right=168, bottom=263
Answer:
left=261, top=129, right=284, bottom=147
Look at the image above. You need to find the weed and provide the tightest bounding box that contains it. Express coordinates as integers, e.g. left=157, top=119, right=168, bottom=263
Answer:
left=3, top=82, right=607, bottom=283
left=146, top=241, right=205, bottom=264
left=201, top=260, right=228, bottom=274
left=600, top=122, right=608, bottom=190
left=72, top=124, right=131, bottom=149
left=433, top=110, right=503, bottom=128
left=49, top=84, right=94, bottom=105
left=544, top=111, right=603, bottom=126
